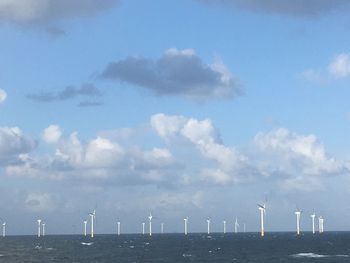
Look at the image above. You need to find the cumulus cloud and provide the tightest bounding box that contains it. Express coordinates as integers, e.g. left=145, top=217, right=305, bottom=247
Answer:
left=0, top=0, right=119, bottom=26
left=0, top=88, right=6, bottom=104
left=254, top=128, right=345, bottom=191
left=42, top=125, right=62, bottom=144
left=151, top=113, right=249, bottom=184
left=328, top=53, right=350, bottom=78
left=27, top=83, right=103, bottom=106
left=0, top=127, right=36, bottom=163
left=3, top=115, right=348, bottom=193
left=197, top=0, right=350, bottom=17
left=101, top=48, right=241, bottom=101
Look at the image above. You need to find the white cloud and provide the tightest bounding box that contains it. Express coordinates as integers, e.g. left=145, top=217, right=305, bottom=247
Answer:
left=328, top=53, right=350, bottom=78
left=0, top=89, right=6, bottom=103
left=42, top=125, right=62, bottom=144
left=0, top=127, right=36, bottom=162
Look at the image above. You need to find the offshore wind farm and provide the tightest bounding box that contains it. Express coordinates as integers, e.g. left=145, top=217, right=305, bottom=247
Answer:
left=2, top=0, right=350, bottom=262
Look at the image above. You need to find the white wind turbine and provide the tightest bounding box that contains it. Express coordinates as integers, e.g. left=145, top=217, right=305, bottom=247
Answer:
left=142, top=222, right=145, bottom=235
left=234, top=217, right=239, bottom=233
left=295, top=209, right=302, bottom=235
left=161, top=223, right=164, bottom=234
left=148, top=213, right=153, bottom=236
left=42, top=222, right=46, bottom=237
left=89, top=210, right=96, bottom=238
left=206, top=219, right=211, bottom=235
left=2, top=222, right=6, bottom=237
left=83, top=220, right=88, bottom=236
left=37, top=219, right=42, bottom=237
left=311, top=213, right=316, bottom=234
left=223, top=220, right=226, bottom=234
left=184, top=217, right=188, bottom=235
left=318, top=216, right=324, bottom=233
left=117, top=221, right=121, bottom=236
left=243, top=223, right=246, bottom=233
left=257, top=203, right=266, bottom=237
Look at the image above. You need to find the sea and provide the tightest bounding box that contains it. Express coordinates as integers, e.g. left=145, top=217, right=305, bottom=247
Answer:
left=0, top=232, right=349, bottom=262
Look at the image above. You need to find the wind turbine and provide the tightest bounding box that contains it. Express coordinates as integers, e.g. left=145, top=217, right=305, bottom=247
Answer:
left=89, top=210, right=96, bottom=238
left=318, top=216, right=324, bottom=233
left=83, top=220, right=87, bottom=236
left=37, top=219, right=42, bottom=237
left=295, top=209, right=302, bottom=235
left=148, top=213, right=153, bottom=236
left=184, top=217, right=188, bottom=235
left=2, top=222, right=6, bottom=237
left=142, top=222, right=145, bottom=235
left=257, top=203, right=266, bottom=237
left=161, top=223, right=164, bottom=234
left=234, top=217, right=239, bottom=233
left=117, top=221, right=121, bottom=236
left=206, top=218, right=211, bottom=235
left=243, top=223, right=246, bottom=233
left=42, top=222, right=46, bottom=237
left=311, top=213, right=316, bottom=234
left=223, top=220, right=226, bottom=234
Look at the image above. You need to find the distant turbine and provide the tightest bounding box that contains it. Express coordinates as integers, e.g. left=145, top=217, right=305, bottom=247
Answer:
left=37, top=219, right=42, bottom=238
left=142, top=222, right=145, bottom=235
left=184, top=217, right=188, bottom=235
left=117, top=221, right=121, bottom=236
left=148, top=213, right=153, bottom=236
left=83, top=220, right=87, bottom=236
left=206, top=219, right=211, bottom=235
left=311, top=213, right=316, bottom=234
left=243, top=223, right=246, bottom=233
left=223, top=220, right=226, bottom=234
left=2, top=222, right=6, bottom=237
left=234, top=217, right=239, bottom=233
left=257, top=203, right=266, bottom=237
left=89, top=210, right=96, bottom=238
left=318, top=216, right=324, bottom=233
left=161, top=223, right=164, bottom=234
left=295, top=210, right=302, bottom=235
left=42, top=223, right=46, bottom=237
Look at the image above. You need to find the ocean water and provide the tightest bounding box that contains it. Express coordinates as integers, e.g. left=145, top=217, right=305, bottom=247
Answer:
left=0, top=232, right=349, bottom=262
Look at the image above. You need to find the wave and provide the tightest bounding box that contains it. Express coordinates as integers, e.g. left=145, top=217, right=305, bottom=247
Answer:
left=291, top=253, right=349, bottom=258
left=81, top=242, right=94, bottom=246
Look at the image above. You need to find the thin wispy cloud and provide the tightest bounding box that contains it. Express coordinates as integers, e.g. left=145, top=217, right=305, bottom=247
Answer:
left=26, top=83, right=103, bottom=106
left=0, top=0, right=119, bottom=25
left=101, top=48, right=241, bottom=102
left=197, top=0, right=350, bottom=17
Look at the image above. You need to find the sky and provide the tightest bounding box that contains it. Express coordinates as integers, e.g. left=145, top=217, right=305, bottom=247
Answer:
left=1, top=0, right=350, bottom=235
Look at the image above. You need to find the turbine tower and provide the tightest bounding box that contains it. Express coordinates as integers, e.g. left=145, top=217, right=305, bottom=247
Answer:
left=206, top=219, right=211, bottom=235
left=234, top=217, right=239, bottom=233
left=42, top=223, right=46, bottom=237
left=37, top=219, right=42, bottom=237
left=2, top=222, right=6, bottom=237
left=223, top=220, right=226, bottom=234
left=117, top=221, right=121, bottom=236
left=83, top=220, right=87, bottom=236
left=161, top=223, right=164, bottom=234
left=184, top=217, right=188, bottom=235
left=257, top=203, right=266, bottom=237
left=142, top=222, right=145, bottom=235
left=148, top=213, right=153, bottom=236
left=89, top=210, right=96, bottom=238
left=243, top=223, right=246, bottom=233
left=318, top=216, right=324, bottom=233
left=295, top=210, right=302, bottom=235
left=311, top=213, right=316, bottom=234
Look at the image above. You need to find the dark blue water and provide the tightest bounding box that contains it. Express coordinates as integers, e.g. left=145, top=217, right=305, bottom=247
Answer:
left=0, top=232, right=350, bottom=262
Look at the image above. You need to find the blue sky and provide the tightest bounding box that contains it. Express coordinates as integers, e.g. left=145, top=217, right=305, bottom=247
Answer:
left=1, top=0, right=350, bottom=235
